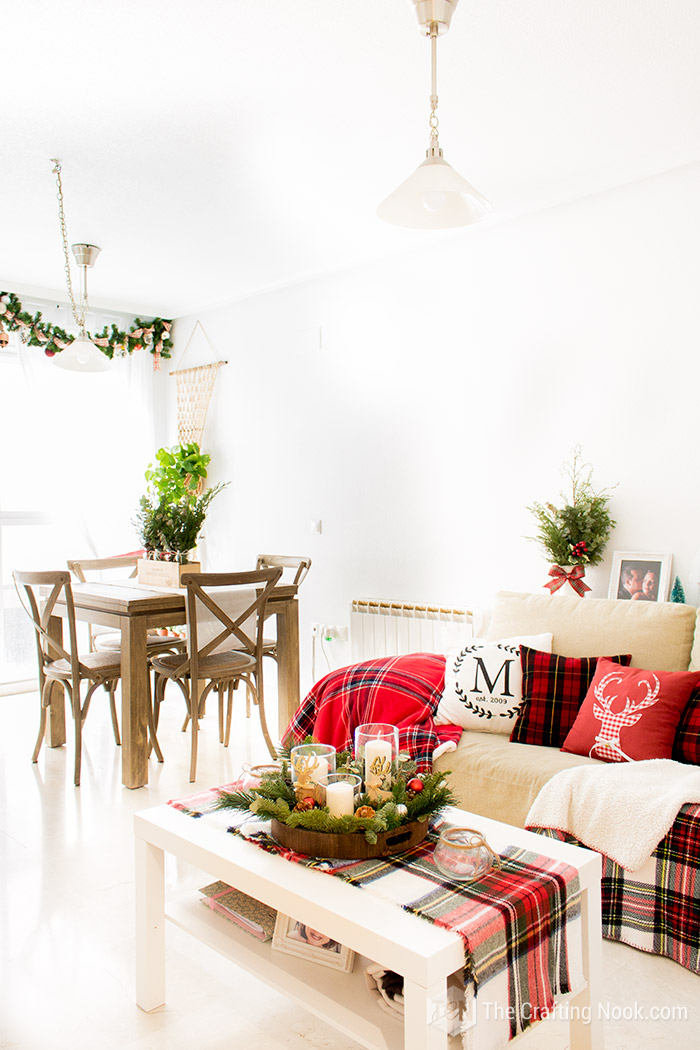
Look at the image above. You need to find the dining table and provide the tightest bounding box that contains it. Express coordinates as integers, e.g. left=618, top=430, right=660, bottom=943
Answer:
left=47, top=580, right=301, bottom=788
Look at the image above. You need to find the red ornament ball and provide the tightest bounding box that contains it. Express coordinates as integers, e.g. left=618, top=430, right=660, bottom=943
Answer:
left=407, top=778, right=424, bottom=793
left=44, top=348, right=56, bottom=358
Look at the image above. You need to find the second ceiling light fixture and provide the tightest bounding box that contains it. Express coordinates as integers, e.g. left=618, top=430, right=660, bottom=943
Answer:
left=377, top=0, right=492, bottom=230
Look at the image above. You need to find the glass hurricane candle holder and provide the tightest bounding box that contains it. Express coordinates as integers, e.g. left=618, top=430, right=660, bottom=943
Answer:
left=290, top=743, right=336, bottom=803
left=320, top=772, right=362, bottom=817
left=354, top=723, right=399, bottom=803
left=432, top=827, right=501, bottom=882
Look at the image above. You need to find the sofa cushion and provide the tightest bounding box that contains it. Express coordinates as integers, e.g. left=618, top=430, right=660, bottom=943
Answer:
left=511, top=648, right=632, bottom=748
left=435, top=634, right=552, bottom=734
left=562, top=659, right=700, bottom=763
left=432, top=730, right=601, bottom=827
left=486, top=590, right=696, bottom=672
left=673, top=686, right=700, bottom=766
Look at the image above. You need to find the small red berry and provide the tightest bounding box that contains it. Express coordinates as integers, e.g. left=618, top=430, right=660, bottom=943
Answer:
left=407, top=778, right=424, bottom=793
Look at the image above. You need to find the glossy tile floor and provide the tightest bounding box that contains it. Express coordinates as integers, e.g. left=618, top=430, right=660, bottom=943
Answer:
left=1, top=683, right=699, bottom=1050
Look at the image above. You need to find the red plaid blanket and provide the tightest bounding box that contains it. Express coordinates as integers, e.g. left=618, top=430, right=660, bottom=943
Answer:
left=168, top=786, right=582, bottom=1043
left=534, top=802, right=700, bottom=975
left=283, top=654, right=463, bottom=772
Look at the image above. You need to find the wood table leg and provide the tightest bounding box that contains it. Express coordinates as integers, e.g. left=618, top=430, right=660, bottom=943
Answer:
left=121, top=617, right=149, bottom=789
left=46, top=613, right=66, bottom=747
left=135, top=835, right=166, bottom=1011
left=274, top=597, right=300, bottom=738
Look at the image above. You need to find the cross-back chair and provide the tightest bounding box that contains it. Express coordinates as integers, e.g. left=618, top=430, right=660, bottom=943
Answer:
left=67, top=555, right=185, bottom=654
left=150, top=566, right=283, bottom=782
left=13, top=569, right=163, bottom=786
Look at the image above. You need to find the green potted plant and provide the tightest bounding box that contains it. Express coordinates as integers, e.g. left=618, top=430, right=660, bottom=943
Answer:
left=528, top=447, right=616, bottom=595
left=134, top=442, right=227, bottom=585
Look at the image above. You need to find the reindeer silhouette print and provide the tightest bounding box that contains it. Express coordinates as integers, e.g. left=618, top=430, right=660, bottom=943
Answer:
left=590, top=670, right=660, bottom=762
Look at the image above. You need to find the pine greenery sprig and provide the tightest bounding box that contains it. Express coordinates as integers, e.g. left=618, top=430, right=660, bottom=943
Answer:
left=212, top=752, right=457, bottom=844
left=528, top=446, right=616, bottom=567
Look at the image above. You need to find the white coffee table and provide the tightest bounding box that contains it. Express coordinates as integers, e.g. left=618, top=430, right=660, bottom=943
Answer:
left=134, top=804, right=603, bottom=1050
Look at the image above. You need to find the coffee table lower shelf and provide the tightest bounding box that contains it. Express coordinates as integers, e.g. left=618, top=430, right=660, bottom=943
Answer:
left=166, top=895, right=440, bottom=1050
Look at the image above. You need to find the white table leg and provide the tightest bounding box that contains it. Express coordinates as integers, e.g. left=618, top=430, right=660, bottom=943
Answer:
left=135, top=836, right=166, bottom=1012
left=403, top=976, right=450, bottom=1050
left=569, top=875, right=604, bottom=1050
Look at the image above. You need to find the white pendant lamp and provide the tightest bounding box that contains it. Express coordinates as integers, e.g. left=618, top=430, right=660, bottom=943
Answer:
left=377, top=0, right=491, bottom=230
left=51, top=160, right=110, bottom=372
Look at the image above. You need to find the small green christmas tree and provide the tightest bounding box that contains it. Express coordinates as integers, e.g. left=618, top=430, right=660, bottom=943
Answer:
left=671, top=576, right=686, bottom=604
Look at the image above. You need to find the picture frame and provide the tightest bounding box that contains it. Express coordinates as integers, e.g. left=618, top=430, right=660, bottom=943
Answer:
left=271, top=914, right=355, bottom=972
left=607, top=552, right=673, bottom=603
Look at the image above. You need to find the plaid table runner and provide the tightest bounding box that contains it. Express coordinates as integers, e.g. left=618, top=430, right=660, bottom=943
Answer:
left=535, top=802, right=700, bottom=976
left=169, top=782, right=583, bottom=1045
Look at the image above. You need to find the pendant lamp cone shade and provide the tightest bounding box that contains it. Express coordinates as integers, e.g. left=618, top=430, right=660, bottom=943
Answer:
left=377, top=152, right=492, bottom=229
left=54, top=332, right=110, bottom=372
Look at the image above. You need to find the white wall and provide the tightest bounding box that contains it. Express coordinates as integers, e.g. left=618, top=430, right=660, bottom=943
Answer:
left=166, top=162, right=700, bottom=689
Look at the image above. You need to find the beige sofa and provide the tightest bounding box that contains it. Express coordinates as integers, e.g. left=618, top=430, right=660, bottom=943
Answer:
left=433, top=589, right=700, bottom=826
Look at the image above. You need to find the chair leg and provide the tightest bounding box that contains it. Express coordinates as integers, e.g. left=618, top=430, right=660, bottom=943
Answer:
left=189, top=682, right=198, bottom=782
left=32, top=680, right=51, bottom=763
left=248, top=673, right=277, bottom=759
left=224, top=681, right=235, bottom=747
left=146, top=674, right=164, bottom=764
left=71, top=683, right=83, bottom=787
left=106, top=681, right=121, bottom=746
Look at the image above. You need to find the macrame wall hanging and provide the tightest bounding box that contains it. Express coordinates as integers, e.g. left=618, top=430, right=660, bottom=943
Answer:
left=171, top=321, right=227, bottom=446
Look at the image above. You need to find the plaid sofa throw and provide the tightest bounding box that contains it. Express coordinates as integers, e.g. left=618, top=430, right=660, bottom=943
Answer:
left=534, top=802, right=700, bottom=975
left=283, top=654, right=463, bottom=771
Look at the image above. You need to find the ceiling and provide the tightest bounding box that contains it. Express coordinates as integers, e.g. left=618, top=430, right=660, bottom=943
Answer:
left=3, top=0, right=700, bottom=320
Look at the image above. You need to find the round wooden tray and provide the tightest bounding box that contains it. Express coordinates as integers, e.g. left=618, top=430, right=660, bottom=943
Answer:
left=270, top=818, right=429, bottom=859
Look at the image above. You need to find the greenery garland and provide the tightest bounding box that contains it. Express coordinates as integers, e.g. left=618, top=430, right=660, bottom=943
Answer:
left=0, top=290, right=173, bottom=367
left=214, top=753, right=457, bottom=845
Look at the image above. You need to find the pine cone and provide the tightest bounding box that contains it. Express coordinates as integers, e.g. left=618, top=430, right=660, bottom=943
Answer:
left=293, top=797, right=316, bottom=812
left=355, top=805, right=376, bottom=819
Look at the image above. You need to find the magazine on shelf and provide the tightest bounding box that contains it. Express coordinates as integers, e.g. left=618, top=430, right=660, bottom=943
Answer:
left=198, top=881, right=277, bottom=941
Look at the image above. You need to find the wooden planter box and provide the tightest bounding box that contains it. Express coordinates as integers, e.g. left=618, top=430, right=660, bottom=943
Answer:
left=270, top=818, right=429, bottom=859
left=137, top=558, right=201, bottom=589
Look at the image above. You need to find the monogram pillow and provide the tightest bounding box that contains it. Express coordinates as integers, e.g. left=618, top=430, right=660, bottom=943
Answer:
left=562, top=659, right=700, bottom=762
left=434, top=634, right=553, bottom=733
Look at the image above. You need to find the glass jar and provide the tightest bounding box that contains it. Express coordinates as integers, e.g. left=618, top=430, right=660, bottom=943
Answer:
left=290, top=743, right=336, bottom=803
left=432, top=827, right=500, bottom=882
left=354, top=723, right=399, bottom=803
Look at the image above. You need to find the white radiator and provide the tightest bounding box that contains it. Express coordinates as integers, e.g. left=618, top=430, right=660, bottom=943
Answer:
left=350, top=599, right=472, bottom=661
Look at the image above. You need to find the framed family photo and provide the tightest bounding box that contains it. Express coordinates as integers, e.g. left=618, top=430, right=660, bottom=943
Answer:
left=608, top=552, right=673, bottom=603
left=271, top=914, right=355, bottom=972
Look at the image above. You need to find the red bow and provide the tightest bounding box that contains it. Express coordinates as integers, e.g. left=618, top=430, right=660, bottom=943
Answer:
left=544, top=564, right=591, bottom=597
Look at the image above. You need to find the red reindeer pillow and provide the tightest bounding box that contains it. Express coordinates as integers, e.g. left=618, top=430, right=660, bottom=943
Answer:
left=561, top=659, right=700, bottom=763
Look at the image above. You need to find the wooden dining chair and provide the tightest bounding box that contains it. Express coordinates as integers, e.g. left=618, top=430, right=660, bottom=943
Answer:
left=150, top=567, right=283, bottom=782
left=67, top=555, right=185, bottom=654
left=13, top=569, right=163, bottom=786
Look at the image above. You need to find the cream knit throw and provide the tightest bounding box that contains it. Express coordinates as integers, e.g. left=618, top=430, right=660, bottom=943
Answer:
left=525, top=759, right=700, bottom=871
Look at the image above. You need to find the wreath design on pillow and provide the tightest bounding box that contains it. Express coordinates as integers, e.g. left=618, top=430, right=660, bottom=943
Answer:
left=452, top=642, right=523, bottom=721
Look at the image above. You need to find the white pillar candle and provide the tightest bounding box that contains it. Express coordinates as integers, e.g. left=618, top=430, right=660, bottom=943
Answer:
left=364, top=738, right=393, bottom=798
left=325, top=780, right=355, bottom=818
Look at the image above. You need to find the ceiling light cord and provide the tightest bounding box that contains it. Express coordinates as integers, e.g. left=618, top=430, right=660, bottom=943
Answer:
left=428, top=22, right=441, bottom=156
left=51, top=158, right=84, bottom=333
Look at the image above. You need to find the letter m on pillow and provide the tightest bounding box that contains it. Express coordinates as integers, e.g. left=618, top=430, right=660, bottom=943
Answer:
left=471, top=656, right=515, bottom=697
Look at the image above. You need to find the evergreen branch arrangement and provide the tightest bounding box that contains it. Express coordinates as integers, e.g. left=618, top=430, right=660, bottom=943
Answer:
left=214, top=755, right=456, bottom=845
left=528, top=446, right=616, bottom=567
left=0, top=289, right=173, bottom=366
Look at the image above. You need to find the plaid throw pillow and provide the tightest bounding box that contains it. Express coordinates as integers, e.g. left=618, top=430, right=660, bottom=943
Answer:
left=510, top=648, right=632, bottom=748
left=673, top=686, right=700, bottom=765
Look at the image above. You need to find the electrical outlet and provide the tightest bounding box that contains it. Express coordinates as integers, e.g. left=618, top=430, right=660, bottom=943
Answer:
left=325, top=625, right=349, bottom=642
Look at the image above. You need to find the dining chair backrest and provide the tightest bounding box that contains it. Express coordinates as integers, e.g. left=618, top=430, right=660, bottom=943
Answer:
left=13, top=570, right=80, bottom=680
left=255, top=554, right=311, bottom=589
left=67, top=555, right=139, bottom=583
left=180, top=567, right=283, bottom=679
